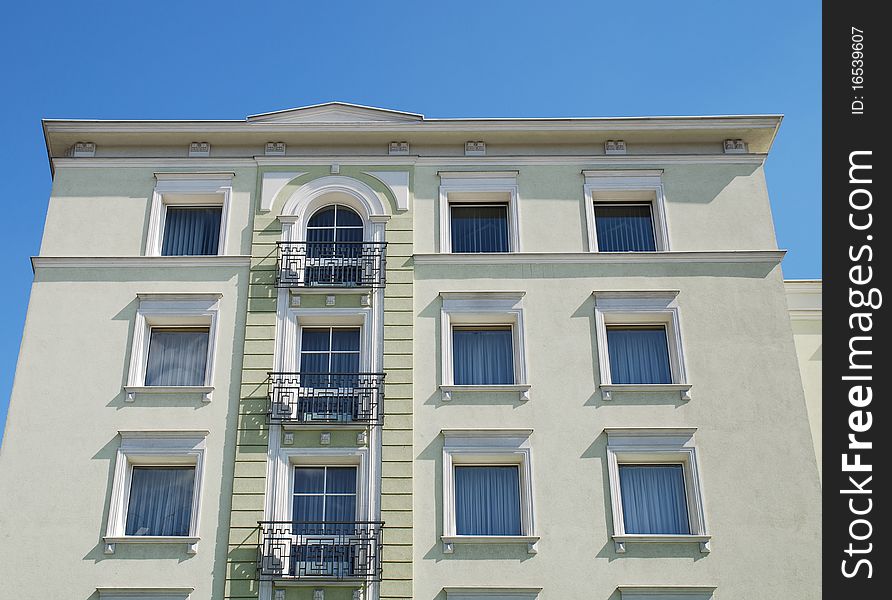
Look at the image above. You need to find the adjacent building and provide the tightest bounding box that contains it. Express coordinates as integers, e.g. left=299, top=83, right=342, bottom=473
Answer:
left=0, top=103, right=821, bottom=600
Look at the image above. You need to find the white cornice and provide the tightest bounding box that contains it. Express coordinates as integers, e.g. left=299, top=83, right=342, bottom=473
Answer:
left=413, top=250, right=785, bottom=266
left=154, top=171, right=235, bottom=179
left=31, top=256, right=251, bottom=270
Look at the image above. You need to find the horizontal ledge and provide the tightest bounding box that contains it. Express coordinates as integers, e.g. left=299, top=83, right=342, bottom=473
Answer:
left=124, top=386, right=213, bottom=403
left=413, top=250, right=785, bottom=266
left=440, top=384, right=531, bottom=393
left=281, top=423, right=371, bottom=431
left=270, top=579, right=370, bottom=587
left=96, top=588, right=196, bottom=594
left=443, top=588, right=544, bottom=595
left=103, top=536, right=199, bottom=544
left=613, top=534, right=710, bottom=544
left=442, top=535, right=540, bottom=544
left=616, top=585, right=718, bottom=594
left=32, top=256, right=252, bottom=269
left=601, top=384, right=692, bottom=400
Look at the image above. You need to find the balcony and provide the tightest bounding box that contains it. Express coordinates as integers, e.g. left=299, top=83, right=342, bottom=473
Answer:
left=276, top=241, right=387, bottom=288
left=267, top=372, right=385, bottom=426
left=257, top=521, right=384, bottom=582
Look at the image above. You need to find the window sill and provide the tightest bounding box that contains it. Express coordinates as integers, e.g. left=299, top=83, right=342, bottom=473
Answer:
left=103, top=535, right=200, bottom=555
left=600, top=383, right=692, bottom=402
left=124, top=386, right=214, bottom=403
left=612, top=533, right=710, bottom=554
left=440, top=384, right=531, bottom=402
left=441, top=535, right=539, bottom=554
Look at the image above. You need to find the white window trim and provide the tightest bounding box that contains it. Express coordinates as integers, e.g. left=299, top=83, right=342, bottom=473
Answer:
left=441, top=429, right=538, bottom=554
left=605, top=428, right=710, bottom=554
left=125, top=294, right=221, bottom=402
left=97, top=589, right=193, bottom=600
left=146, top=173, right=233, bottom=257
left=583, top=170, right=670, bottom=252
left=444, top=588, right=542, bottom=600
left=439, top=292, right=530, bottom=402
left=593, top=291, right=691, bottom=401
left=104, top=430, right=208, bottom=555
left=617, top=586, right=716, bottom=600
left=438, top=171, right=521, bottom=253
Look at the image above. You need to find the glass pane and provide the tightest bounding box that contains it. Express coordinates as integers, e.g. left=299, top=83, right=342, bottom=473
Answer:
left=307, top=228, right=335, bottom=243
left=301, top=329, right=331, bottom=352
left=326, top=467, right=357, bottom=494
left=451, top=205, right=509, bottom=253
left=145, top=329, right=209, bottom=387
left=331, top=328, right=360, bottom=352
left=292, top=496, right=324, bottom=528
left=619, top=464, right=690, bottom=534
left=330, top=353, right=360, bottom=374
left=308, top=207, right=336, bottom=228
left=335, top=206, right=363, bottom=227
left=125, top=467, right=195, bottom=536
left=606, top=327, right=672, bottom=384
left=326, top=496, right=357, bottom=527
left=161, top=207, right=222, bottom=256
left=299, top=355, right=330, bottom=381
left=594, top=204, right=656, bottom=252
left=294, top=467, right=326, bottom=493
left=454, top=466, right=521, bottom=536
left=335, top=227, right=364, bottom=243
left=452, top=328, right=514, bottom=385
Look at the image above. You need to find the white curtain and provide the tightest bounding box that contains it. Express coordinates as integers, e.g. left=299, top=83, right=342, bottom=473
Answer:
left=619, top=464, right=690, bottom=534
left=145, top=329, right=209, bottom=386
left=125, top=467, right=195, bottom=536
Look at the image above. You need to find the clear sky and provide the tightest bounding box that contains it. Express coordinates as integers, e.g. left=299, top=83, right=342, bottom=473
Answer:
left=0, top=0, right=821, bottom=439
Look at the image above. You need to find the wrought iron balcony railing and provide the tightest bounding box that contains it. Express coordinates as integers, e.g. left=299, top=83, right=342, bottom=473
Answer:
left=257, top=521, right=384, bottom=581
left=267, top=372, right=385, bottom=426
left=276, top=241, right=387, bottom=288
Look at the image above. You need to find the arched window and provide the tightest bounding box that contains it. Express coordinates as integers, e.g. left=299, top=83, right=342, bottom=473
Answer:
left=305, top=205, right=365, bottom=286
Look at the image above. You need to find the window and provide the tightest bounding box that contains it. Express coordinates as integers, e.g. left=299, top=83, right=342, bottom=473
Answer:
left=583, top=170, right=669, bottom=252
left=593, top=291, right=690, bottom=401
left=605, top=428, right=709, bottom=553
left=441, top=429, right=537, bottom=553
left=104, top=430, right=207, bottom=555
left=452, top=326, right=514, bottom=385
left=145, top=328, right=210, bottom=387
left=444, top=589, right=541, bottom=600
left=594, top=203, right=657, bottom=252
left=147, top=173, right=231, bottom=256
left=439, top=292, right=529, bottom=401
left=438, top=171, right=520, bottom=253
left=455, top=466, right=522, bottom=535
left=98, top=590, right=193, bottom=600
left=450, top=204, right=510, bottom=253
left=293, top=466, right=357, bottom=530
left=305, top=205, right=366, bottom=286
left=294, top=327, right=362, bottom=422
left=125, top=294, right=220, bottom=402
left=617, top=587, right=715, bottom=600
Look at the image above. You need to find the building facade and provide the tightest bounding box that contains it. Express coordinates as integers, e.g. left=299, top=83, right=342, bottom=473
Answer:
left=0, top=103, right=821, bottom=600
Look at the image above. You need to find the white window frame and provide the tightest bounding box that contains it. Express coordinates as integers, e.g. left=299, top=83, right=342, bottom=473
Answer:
left=593, top=291, right=690, bottom=401
left=125, top=294, right=221, bottom=402
left=444, top=588, right=541, bottom=600
left=617, top=586, right=716, bottom=600
left=583, top=170, right=670, bottom=252
left=439, top=292, right=530, bottom=401
left=97, top=589, right=193, bottom=600
left=146, top=173, right=233, bottom=257
left=103, top=430, right=208, bottom=555
left=441, top=429, right=538, bottom=554
left=438, top=171, right=521, bottom=253
left=605, top=428, right=710, bottom=554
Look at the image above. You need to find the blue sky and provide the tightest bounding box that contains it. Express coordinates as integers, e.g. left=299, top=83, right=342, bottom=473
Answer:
left=0, top=1, right=820, bottom=439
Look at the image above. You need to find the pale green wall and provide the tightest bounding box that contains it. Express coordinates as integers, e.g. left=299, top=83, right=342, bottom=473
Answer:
left=0, top=265, right=249, bottom=600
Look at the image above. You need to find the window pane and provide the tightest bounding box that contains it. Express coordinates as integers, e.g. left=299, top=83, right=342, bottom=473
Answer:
left=145, top=329, right=209, bottom=386
left=594, top=204, right=656, bottom=252
left=451, top=205, right=509, bottom=253
left=326, top=496, right=357, bottom=523
left=455, top=466, right=521, bottom=536
left=294, top=467, right=326, bottom=493
left=293, top=495, right=324, bottom=525
left=606, top=327, right=671, bottom=384
left=326, top=467, right=357, bottom=494
left=301, top=329, right=331, bottom=352
left=453, top=328, right=514, bottom=385
left=334, top=206, right=363, bottom=227
left=331, top=329, right=360, bottom=352
left=125, top=467, right=195, bottom=536
left=307, top=206, right=336, bottom=228
left=161, top=207, right=222, bottom=256
left=619, top=464, right=690, bottom=534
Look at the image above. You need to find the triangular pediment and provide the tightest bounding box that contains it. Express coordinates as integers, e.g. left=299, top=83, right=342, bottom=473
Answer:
left=247, top=102, right=424, bottom=123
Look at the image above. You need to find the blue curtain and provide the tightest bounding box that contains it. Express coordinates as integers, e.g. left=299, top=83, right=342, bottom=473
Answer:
left=125, top=467, right=195, bottom=536
left=161, top=207, right=222, bottom=256
left=293, top=467, right=356, bottom=534
left=145, top=329, right=209, bottom=386
left=619, top=465, right=690, bottom=534
left=455, top=466, right=522, bottom=535
left=451, top=205, right=509, bottom=253
left=594, top=204, right=656, bottom=252
left=453, top=328, right=514, bottom=385
left=607, top=327, right=671, bottom=384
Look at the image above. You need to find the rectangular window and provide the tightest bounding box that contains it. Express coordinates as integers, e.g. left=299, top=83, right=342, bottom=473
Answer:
left=161, top=206, right=223, bottom=256
left=452, top=326, right=514, bottom=385
left=450, top=204, right=510, bottom=253
left=300, top=327, right=361, bottom=384
left=145, top=328, right=210, bottom=387
left=125, top=466, right=196, bottom=536
left=618, top=464, right=690, bottom=535
left=454, top=465, right=522, bottom=536
left=606, top=326, right=672, bottom=384
left=292, top=466, right=357, bottom=527
left=594, top=203, right=656, bottom=252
